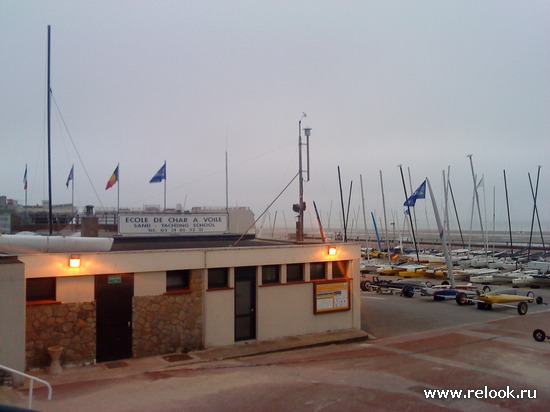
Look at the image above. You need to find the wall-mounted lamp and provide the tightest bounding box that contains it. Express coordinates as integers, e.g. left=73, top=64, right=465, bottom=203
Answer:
left=68, top=256, right=81, bottom=268
left=328, top=246, right=337, bottom=256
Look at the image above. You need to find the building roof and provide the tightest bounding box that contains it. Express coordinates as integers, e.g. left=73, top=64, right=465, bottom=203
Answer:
left=110, top=234, right=297, bottom=251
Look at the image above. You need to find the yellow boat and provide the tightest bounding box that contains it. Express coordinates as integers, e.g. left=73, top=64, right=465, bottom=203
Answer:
left=456, top=289, right=543, bottom=315
left=376, top=265, right=406, bottom=276
left=398, top=264, right=427, bottom=278
left=424, top=265, right=449, bottom=279
left=478, top=292, right=534, bottom=304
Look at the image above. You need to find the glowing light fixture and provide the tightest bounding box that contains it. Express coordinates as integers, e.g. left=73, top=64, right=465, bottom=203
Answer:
left=328, top=246, right=337, bottom=256
left=68, top=256, right=81, bottom=268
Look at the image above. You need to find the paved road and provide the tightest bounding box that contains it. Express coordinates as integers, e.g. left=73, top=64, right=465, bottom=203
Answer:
left=360, top=276, right=550, bottom=339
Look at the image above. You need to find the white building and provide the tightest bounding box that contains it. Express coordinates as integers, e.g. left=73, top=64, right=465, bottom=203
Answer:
left=0, top=237, right=361, bottom=375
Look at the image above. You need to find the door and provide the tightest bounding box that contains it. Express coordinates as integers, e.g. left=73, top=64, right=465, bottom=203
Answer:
left=234, top=267, right=256, bottom=341
left=95, top=273, right=134, bottom=362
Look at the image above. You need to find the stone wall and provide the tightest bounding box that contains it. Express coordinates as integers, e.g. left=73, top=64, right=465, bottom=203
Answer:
left=133, top=273, right=203, bottom=357
left=25, top=302, right=96, bottom=370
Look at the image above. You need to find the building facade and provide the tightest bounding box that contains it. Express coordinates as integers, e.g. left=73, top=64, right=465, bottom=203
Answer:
left=0, top=242, right=361, bottom=373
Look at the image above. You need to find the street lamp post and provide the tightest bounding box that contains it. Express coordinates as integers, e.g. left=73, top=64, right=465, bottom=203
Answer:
left=295, top=114, right=311, bottom=242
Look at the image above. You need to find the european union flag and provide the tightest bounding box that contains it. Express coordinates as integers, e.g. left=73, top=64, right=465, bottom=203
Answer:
left=404, top=180, right=426, bottom=207
left=150, top=162, right=166, bottom=183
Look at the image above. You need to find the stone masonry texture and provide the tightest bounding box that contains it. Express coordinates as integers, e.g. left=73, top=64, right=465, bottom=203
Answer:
left=26, top=301, right=96, bottom=370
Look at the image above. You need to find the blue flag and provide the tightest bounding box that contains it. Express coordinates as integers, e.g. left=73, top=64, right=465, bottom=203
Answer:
left=150, top=162, right=166, bottom=183
left=66, top=165, right=74, bottom=187
left=404, top=180, right=426, bottom=207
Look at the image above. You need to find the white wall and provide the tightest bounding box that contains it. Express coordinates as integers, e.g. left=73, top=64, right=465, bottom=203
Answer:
left=257, top=282, right=355, bottom=341
left=0, top=258, right=26, bottom=385
left=57, top=276, right=94, bottom=302
left=204, top=288, right=234, bottom=347
left=134, top=271, right=165, bottom=296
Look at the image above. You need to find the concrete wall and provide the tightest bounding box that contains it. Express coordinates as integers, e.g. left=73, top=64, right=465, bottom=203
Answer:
left=58, top=276, right=94, bottom=302
left=257, top=283, right=355, bottom=340
left=0, top=257, right=25, bottom=384
left=204, top=288, right=235, bottom=347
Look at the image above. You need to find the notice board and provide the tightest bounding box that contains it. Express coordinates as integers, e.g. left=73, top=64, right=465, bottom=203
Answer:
left=314, top=279, right=350, bottom=314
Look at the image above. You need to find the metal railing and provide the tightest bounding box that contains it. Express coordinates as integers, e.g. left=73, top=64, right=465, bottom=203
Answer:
left=0, top=364, right=52, bottom=410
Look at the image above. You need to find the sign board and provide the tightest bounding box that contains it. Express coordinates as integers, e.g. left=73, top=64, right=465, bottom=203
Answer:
left=118, top=213, right=228, bottom=236
left=0, top=214, right=11, bottom=234
left=108, top=275, right=122, bottom=284
left=314, top=280, right=350, bottom=314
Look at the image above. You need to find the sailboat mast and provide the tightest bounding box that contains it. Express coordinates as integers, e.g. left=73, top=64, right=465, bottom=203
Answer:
left=379, top=170, right=390, bottom=259
left=467, top=155, right=486, bottom=258
left=337, top=166, right=347, bottom=242
left=47, top=25, right=53, bottom=235
left=360, top=174, right=369, bottom=257
left=426, top=178, right=455, bottom=288
left=503, top=170, right=514, bottom=253
left=448, top=180, right=465, bottom=247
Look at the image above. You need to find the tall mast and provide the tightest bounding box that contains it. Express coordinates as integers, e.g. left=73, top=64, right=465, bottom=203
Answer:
left=47, top=25, right=53, bottom=235
left=467, top=154, right=485, bottom=258
left=426, top=178, right=455, bottom=288
left=503, top=170, right=514, bottom=253
left=360, top=174, right=369, bottom=259
left=379, top=170, right=390, bottom=260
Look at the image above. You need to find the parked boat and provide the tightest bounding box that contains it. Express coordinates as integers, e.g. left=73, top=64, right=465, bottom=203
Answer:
left=375, top=263, right=409, bottom=275
left=487, top=258, right=521, bottom=271
left=470, top=269, right=538, bottom=285
left=424, top=265, right=449, bottom=279
left=453, top=267, right=499, bottom=282
left=512, top=273, right=550, bottom=288
left=398, top=264, right=428, bottom=278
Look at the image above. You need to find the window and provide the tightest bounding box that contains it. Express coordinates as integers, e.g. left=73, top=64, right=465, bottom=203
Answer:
left=310, top=262, right=325, bottom=280
left=262, top=265, right=280, bottom=284
left=26, top=277, right=56, bottom=302
left=208, top=268, right=229, bottom=289
left=166, top=270, right=190, bottom=292
left=332, top=261, right=348, bottom=278
left=287, top=264, right=304, bottom=282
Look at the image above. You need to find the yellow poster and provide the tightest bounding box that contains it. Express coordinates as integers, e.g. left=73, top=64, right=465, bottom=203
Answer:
left=314, top=280, right=350, bottom=313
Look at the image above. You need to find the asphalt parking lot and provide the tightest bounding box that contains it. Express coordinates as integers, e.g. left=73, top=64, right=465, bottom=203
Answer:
left=360, top=275, right=550, bottom=339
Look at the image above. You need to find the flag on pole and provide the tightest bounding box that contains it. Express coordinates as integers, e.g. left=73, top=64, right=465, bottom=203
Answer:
left=105, top=165, right=119, bottom=190
left=66, top=165, right=74, bottom=187
left=23, top=165, right=28, bottom=190
left=149, top=162, right=166, bottom=183
left=404, top=179, right=426, bottom=207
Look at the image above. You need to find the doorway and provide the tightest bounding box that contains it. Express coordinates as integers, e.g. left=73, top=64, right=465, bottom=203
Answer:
left=95, top=273, right=134, bottom=362
left=234, top=267, right=256, bottom=341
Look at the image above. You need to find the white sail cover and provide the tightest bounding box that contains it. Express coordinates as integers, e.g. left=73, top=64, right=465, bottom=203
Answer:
left=0, top=234, right=113, bottom=254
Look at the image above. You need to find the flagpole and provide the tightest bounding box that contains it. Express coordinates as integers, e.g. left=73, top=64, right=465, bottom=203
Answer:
left=24, top=164, right=28, bottom=209
left=399, top=164, right=419, bottom=262
left=163, top=161, right=166, bottom=211
left=71, top=165, right=74, bottom=231
left=117, top=163, right=120, bottom=219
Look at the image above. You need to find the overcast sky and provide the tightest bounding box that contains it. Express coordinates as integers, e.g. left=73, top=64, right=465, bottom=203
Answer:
left=1, top=0, right=549, bottom=235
